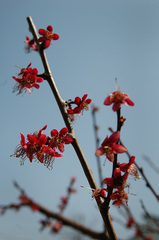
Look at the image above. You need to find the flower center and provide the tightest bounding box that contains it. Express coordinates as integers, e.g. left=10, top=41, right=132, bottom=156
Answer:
left=79, top=101, right=90, bottom=110
left=110, top=91, right=124, bottom=103
left=103, top=145, right=112, bottom=156
left=54, top=136, right=63, bottom=146
left=23, top=76, right=36, bottom=87
left=45, top=31, right=54, bottom=40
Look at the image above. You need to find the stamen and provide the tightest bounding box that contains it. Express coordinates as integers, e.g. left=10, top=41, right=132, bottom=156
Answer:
left=115, top=78, right=118, bottom=91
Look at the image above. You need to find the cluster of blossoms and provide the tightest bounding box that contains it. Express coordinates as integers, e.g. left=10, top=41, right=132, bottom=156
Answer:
left=12, top=125, right=73, bottom=169
left=12, top=62, right=44, bottom=94
left=24, top=25, right=59, bottom=51
left=103, top=156, right=140, bottom=205
left=13, top=25, right=59, bottom=95
left=94, top=87, right=139, bottom=206
left=67, top=94, right=92, bottom=122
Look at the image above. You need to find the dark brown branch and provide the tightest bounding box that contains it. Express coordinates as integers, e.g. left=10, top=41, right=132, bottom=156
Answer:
left=26, top=16, right=117, bottom=240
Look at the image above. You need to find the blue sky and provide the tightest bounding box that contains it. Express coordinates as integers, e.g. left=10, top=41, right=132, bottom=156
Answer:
left=1, top=0, right=159, bottom=239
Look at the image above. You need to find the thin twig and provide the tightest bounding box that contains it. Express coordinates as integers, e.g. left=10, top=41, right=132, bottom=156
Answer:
left=92, top=106, right=103, bottom=187
left=140, top=199, right=159, bottom=229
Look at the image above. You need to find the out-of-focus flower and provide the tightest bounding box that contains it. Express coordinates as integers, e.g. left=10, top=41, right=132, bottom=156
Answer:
left=126, top=217, right=134, bottom=228
left=145, top=236, right=153, bottom=240
left=51, top=221, right=63, bottom=233
left=12, top=62, right=43, bottom=94
left=95, top=131, right=127, bottom=162
left=92, top=104, right=99, bottom=112
left=19, top=194, right=39, bottom=211
left=24, top=36, right=38, bottom=52
left=38, top=25, right=59, bottom=48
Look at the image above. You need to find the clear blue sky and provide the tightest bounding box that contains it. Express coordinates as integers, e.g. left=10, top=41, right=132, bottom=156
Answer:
left=1, top=0, right=159, bottom=239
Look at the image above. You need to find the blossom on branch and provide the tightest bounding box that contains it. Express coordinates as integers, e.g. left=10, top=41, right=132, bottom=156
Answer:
left=66, top=94, right=92, bottom=122
left=38, top=25, right=59, bottom=48
left=103, top=167, right=128, bottom=190
left=95, top=131, right=127, bottom=162
left=110, top=189, right=129, bottom=206
left=48, top=127, right=73, bottom=153
left=12, top=62, right=44, bottom=94
left=74, top=94, right=92, bottom=113
left=120, top=156, right=141, bottom=180
left=104, top=81, right=134, bottom=111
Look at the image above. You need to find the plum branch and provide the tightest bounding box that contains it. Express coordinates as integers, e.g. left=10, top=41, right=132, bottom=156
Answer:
left=26, top=16, right=117, bottom=240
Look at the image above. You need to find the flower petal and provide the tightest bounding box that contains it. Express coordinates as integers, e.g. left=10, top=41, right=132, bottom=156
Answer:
left=113, top=144, right=127, bottom=154
left=44, top=40, right=51, bottom=48
left=108, top=131, right=120, bottom=143
left=107, top=153, right=114, bottom=162
left=104, top=96, right=112, bottom=105
left=82, top=94, right=88, bottom=101
left=47, top=25, right=53, bottom=32
left=95, top=147, right=105, bottom=156
left=39, top=29, right=45, bottom=35
left=59, top=127, right=68, bottom=136
left=119, top=162, right=128, bottom=172
left=39, top=134, right=47, bottom=145
left=64, top=136, right=73, bottom=144
left=112, top=102, right=121, bottom=111
left=113, top=168, right=121, bottom=178
left=20, top=133, right=26, bottom=146
left=27, top=134, right=38, bottom=143
left=74, top=97, right=81, bottom=105
left=129, top=156, right=135, bottom=164
left=103, top=177, right=114, bottom=186
left=51, top=129, right=58, bottom=137
left=53, top=33, right=59, bottom=40
left=58, top=143, right=64, bottom=153
left=124, top=98, right=134, bottom=106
